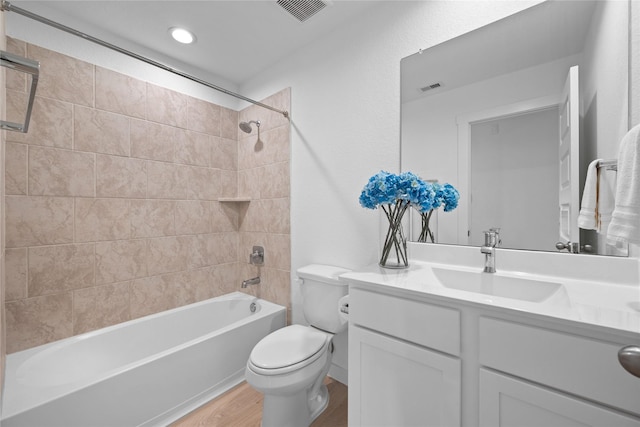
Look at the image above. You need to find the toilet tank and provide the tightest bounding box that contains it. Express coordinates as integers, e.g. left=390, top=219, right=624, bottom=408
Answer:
left=297, top=264, right=351, bottom=333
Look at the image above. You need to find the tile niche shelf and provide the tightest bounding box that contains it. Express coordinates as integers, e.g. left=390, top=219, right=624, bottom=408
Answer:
left=218, top=197, right=252, bottom=202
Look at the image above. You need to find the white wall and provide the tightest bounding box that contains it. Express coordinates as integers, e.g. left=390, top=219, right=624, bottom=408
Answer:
left=239, top=1, right=542, bottom=379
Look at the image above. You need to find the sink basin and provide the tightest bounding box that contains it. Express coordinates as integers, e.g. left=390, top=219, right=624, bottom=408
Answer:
left=432, top=267, right=562, bottom=303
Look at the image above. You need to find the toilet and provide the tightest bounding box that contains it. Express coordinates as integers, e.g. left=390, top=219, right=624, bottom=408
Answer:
left=245, top=264, right=351, bottom=427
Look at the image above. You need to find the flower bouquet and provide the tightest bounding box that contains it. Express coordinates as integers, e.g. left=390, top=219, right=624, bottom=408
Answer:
left=359, top=171, right=436, bottom=268
left=416, top=183, right=460, bottom=243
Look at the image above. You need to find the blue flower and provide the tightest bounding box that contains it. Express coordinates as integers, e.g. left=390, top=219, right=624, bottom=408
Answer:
left=359, top=171, right=459, bottom=213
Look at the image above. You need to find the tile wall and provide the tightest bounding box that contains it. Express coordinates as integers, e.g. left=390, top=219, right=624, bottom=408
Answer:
left=3, top=37, right=291, bottom=353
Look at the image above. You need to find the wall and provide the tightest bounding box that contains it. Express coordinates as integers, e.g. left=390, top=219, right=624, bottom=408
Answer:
left=239, top=0, right=542, bottom=378
left=3, top=38, right=290, bottom=353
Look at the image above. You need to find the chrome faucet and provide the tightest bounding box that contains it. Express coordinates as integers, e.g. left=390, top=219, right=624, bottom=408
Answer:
left=481, top=228, right=500, bottom=273
left=241, top=276, right=261, bottom=288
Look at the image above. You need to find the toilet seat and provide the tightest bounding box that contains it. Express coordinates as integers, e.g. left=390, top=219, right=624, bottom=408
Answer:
left=248, top=325, right=331, bottom=376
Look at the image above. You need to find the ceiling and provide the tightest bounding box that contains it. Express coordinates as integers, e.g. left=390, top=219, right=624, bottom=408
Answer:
left=10, top=0, right=382, bottom=87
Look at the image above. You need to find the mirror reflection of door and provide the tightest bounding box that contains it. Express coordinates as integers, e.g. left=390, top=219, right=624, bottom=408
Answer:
left=469, top=107, right=560, bottom=251
left=558, top=66, right=581, bottom=252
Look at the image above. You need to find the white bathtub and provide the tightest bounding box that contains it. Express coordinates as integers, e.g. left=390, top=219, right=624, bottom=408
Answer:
left=2, top=292, right=286, bottom=427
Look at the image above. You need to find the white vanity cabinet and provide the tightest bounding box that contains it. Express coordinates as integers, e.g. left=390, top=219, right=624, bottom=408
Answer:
left=347, top=283, right=640, bottom=427
left=348, top=287, right=462, bottom=426
left=479, top=318, right=640, bottom=426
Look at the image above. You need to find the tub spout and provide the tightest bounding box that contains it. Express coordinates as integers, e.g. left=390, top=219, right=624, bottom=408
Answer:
left=241, top=276, right=261, bottom=288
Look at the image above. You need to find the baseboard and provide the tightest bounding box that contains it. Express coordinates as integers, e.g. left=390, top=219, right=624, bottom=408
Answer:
left=328, top=363, right=348, bottom=386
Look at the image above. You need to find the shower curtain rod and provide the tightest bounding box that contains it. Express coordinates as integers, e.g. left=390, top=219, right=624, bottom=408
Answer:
left=0, top=0, right=290, bottom=119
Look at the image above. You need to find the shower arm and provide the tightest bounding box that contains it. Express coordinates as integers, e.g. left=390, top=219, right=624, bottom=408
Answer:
left=0, top=0, right=290, bottom=119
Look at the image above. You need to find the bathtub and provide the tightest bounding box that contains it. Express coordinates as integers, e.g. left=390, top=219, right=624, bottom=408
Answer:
left=2, top=292, right=286, bottom=427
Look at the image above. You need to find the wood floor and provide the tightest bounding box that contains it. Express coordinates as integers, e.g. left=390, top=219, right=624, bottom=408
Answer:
left=171, top=377, right=347, bottom=427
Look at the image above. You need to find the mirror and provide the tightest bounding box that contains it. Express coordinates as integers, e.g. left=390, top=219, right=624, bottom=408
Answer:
left=401, top=0, right=629, bottom=256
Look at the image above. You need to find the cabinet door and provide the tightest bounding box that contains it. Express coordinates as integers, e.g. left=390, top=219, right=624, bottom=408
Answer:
left=349, top=325, right=461, bottom=427
left=480, top=369, right=640, bottom=427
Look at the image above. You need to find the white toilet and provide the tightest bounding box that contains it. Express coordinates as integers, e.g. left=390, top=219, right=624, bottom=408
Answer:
left=245, top=264, right=351, bottom=427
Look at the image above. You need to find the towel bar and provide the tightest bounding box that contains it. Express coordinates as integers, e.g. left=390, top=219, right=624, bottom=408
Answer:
left=0, top=50, right=39, bottom=133
left=597, top=159, right=617, bottom=171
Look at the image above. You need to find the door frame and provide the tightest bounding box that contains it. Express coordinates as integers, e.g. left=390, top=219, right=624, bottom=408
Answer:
left=456, top=94, right=561, bottom=244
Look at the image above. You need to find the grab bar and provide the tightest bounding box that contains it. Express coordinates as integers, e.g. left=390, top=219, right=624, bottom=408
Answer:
left=0, top=50, right=40, bottom=133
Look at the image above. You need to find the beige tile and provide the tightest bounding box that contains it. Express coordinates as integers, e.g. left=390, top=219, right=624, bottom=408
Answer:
left=175, top=201, right=212, bottom=235
left=211, top=137, right=237, bottom=170
left=6, top=196, right=74, bottom=248
left=131, top=272, right=197, bottom=318
left=187, top=234, right=216, bottom=270
left=74, top=106, right=130, bottom=156
left=238, top=168, right=260, bottom=200
left=96, top=154, right=147, bottom=198
left=130, top=199, right=176, bottom=238
left=27, top=43, right=94, bottom=107
left=239, top=125, right=290, bottom=170
left=147, top=236, right=189, bottom=276
left=190, top=268, right=216, bottom=302
left=5, top=248, right=27, bottom=301
left=220, top=107, right=238, bottom=140
left=212, top=232, right=239, bottom=265
left=131, top=275, right=169, bottom=318
left=147, top=161, right=188, bottom=199
left=6, top=142, right=27, bottom=195
left=212, top=201, right=240, bottom=232
left=75, top=198, right=131, bottom=242
left=175, top=129, right=211, bottom=167
left=6, top=37, right=27, bottom=91
left=6, top=293, right=73, bottom=353
left=210, top=262, right=239, bottom=295
left=6, top=93, right=73, bottom=148
left=219, top=170, right=238, bottom=198
left=96, top=239, right=147, bottom=285
left=239, top=88, right=291, bottom=133
left=188, top=96, right=220, bottom=135
left=73, top=282, right=132, bottom=335
left=28, top=243, right=95, bottom=297
left=96, top=67, right=146, bottom=119
left=146, top=83, right=188, bottom=128
left=29, top=146, right=96, bottom=197
left=266, top=233, right=291, bottom=271
left=188, top=233, right=236, bottom=269
left=260, top=267, right=291, bottom=310
left=130, top=120, right=176, bottom=162
left=260, top=162, right=290, bottom=199
left=186, top=166, right=220, bottom=201
left=262, top=198, right=291, bottom=234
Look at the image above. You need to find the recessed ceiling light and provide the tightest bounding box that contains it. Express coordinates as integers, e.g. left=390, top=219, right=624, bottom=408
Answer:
left=169, top=27, right=196, bottom=44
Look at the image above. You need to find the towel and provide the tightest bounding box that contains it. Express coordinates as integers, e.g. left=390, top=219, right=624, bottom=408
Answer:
left=578, top=159, right=615, bottom=233
left=608, top=124, right=640, bottom=244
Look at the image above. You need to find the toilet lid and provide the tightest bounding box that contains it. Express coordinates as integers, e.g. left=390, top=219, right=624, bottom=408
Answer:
left=249, top=325, right=329, bottom=370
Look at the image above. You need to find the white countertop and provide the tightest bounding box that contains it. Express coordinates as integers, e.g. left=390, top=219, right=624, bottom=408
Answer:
left=341, top=260, right=640, bottom=336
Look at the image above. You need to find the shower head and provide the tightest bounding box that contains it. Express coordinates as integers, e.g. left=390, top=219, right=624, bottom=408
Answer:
left=239, top=120, right=260, bottom=134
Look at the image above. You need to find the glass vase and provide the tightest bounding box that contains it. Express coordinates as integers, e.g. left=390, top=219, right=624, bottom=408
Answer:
left=379, top=201, right=409, bottom=269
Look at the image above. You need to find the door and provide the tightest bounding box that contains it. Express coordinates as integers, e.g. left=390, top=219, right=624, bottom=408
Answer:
left=480, top=369, right=640, bottom=426
left=558, top=66, right=580, bottom=252
left=349, top=325, right=461, bottom=427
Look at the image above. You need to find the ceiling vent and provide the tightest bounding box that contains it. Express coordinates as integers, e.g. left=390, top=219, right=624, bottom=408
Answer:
left=277, top=0, right=330, bottom=22
left=420, top=82, right=442, bottom=92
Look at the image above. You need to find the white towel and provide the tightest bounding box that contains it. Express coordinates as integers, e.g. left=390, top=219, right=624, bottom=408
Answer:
left=578, top=159, right=601, bottom=231
left=608, top=124, right=640, bottom=244
left=578, top=159, right=615, bottom=233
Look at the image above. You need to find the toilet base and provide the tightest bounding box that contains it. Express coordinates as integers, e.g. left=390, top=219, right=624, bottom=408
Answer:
left=259, top=382, right=329, bottom=427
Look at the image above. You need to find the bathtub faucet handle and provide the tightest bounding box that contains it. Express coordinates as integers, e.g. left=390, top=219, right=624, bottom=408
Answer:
left=249, top=246, right=264, bottom=265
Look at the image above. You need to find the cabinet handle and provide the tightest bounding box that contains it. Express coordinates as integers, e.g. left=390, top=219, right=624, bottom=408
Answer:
left=618, top=345, right=640, bottom=378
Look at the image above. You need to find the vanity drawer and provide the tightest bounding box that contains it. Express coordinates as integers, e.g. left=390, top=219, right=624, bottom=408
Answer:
left=350, top=287, right=460, bottom=356
left=479, top=317, right=640, bottom=415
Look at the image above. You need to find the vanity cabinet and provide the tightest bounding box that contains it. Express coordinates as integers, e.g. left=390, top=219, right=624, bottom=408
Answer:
left=348, top=288, right=462, bottom=426
left=347, top=285, right=640, bottom=427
